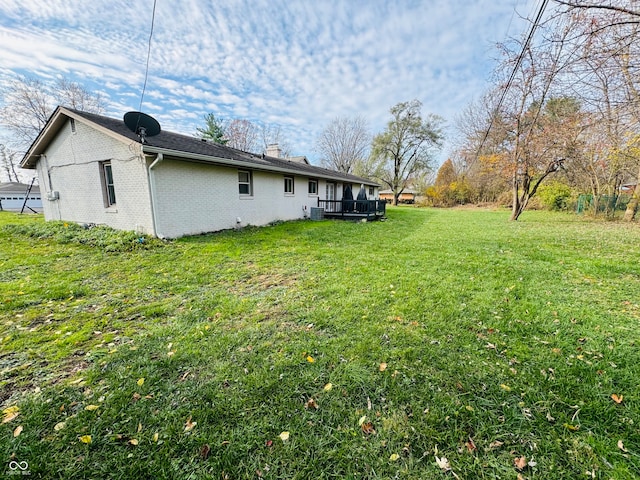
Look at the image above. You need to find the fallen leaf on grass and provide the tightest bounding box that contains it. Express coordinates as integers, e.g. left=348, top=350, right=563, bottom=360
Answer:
left=611, top=394, right=623, bottom=404
left=358, top=415, right=367, bottom=426
left=500, top=384, right=512, bottom=392
left=361, top=422, right=375, bottom=435
left=514, top=456, right=527, bottom=470
left=379, top=362, right=387, bottom=372
left=129, top=438, right=139, bottom=446
left=2, top=405, right=19, bottom=423
left=279, top=431, right=289, bottom=442
left=323, top=383, right=333, bottom=392
left=54, top=422, right=66, bottom=431
left=200, top=444, right=211, bottom=459
left=153, top=432, right=159, bottom=442
left=13, top=425, right=23, bottom=437
left=489, top=440, right=504, bottom=449
left=184, top=417, right=197, bottom=432
left=465, top=437, right=477, bottom=452
left=304, top=398, right=318, bottom=410
left=85, top=405, right=99, bottom=411
left=79, top=435, right=92, bottom=444
left=563, top=423, right=579, bottom=431
left=618, top=440, right=628, bottom=452
left=389, top=453, right=400, bottom=462
left=435, top=455, right=451, bottom=471
left=137, top=378, right=145, bottom=386
left=306, top=355, right=315, bottom=363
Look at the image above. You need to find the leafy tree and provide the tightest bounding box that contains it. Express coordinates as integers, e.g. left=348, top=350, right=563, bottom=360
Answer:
left=196, top=113, right=228, bottom=144
left=428, top=159, right=474, bottom=206
left=435, top=159, right=457, bottom=187
left=371, top=100, right=444, bottom=205
left=537, top=181, right=573, bottom=211
left=316, top=116, right=371, bottom=174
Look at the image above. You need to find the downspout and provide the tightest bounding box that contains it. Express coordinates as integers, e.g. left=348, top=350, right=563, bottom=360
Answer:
left=147, top=153, right=164, bottom=238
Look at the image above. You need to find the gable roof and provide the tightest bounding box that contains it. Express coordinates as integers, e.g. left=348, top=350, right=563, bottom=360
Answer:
left=21, top=107, right=379, bottom=186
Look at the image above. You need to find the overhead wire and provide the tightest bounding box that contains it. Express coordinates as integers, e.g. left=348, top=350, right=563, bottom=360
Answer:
left=136, top=0, right=157, bottom=130
left=475, top=0, right=550, bottom=157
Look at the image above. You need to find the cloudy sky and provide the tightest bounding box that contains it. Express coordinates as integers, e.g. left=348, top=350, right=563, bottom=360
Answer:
left=0, top=0, right=537, bottom=163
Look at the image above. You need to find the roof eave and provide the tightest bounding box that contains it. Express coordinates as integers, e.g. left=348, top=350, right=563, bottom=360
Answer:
left=20, top=107, right=139, bottom=169
left=142, top=145, right=379, bottom=186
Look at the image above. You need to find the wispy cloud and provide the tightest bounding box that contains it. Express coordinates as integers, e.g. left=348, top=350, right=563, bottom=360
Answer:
left=0, top=0, right=535, bottom=160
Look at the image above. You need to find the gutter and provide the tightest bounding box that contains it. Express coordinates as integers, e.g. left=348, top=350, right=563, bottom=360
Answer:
left=141, top=145, right=379, bottom=187
left=147, top=152, right=164, bottom=238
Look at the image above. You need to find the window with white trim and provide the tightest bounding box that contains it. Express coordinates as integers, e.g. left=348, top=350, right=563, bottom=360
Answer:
left=308, top=179, right=318, bottom=195
left=284, top=176, right=294, bottom=194
left=239, top=170, right=253, bottom=196
left=100, top=160, right=116, bottom=206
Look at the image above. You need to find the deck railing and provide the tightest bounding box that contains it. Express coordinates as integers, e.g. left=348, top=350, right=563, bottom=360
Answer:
left=317, top=199, right=386, bottom=219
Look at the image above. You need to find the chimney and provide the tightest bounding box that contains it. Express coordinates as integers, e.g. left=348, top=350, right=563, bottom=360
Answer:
left=266, top=144, right=282, bottom=158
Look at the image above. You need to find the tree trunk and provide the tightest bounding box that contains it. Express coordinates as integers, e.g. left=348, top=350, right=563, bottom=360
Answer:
left=510, top=193, right=529, bottom=221
left=622, top=166, right=640, bottom=221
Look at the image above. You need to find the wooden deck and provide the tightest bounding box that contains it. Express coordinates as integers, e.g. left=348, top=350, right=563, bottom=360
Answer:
left=317, top=199, right=386, bottom=221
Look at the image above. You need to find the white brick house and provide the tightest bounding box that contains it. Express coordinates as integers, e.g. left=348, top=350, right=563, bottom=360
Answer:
left=21, top=107, right=381, bottom=238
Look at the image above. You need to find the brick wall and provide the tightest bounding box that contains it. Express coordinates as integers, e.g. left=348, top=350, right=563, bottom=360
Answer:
left=152, top=159, right=323, bottom=238
left=38, top=119, right=155, bottom=234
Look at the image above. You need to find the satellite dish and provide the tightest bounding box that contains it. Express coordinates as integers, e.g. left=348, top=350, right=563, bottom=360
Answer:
left=123, top=111, right=161, bottom=142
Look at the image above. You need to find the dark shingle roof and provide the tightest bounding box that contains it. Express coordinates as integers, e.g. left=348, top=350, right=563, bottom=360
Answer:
left=66, top=109, right=378, bottom=186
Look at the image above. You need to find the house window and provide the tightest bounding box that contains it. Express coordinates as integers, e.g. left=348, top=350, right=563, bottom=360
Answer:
left=308, top=179, right=318, bottom=195
left=100, top=160, right=116, bottom=206
left=369, top=187, right=374, bottom=196
left=284, top=176, right=294, bottom=194
left=70, top=118, right=76, bottom=134
left=239, top=170, right=253, bottom=196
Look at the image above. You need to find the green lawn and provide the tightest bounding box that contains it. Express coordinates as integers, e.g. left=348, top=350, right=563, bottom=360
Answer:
left=1, top=207, right=639, bottom=479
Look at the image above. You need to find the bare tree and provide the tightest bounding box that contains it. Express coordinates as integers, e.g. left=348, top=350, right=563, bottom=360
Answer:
left=371, top=99, right=444, bottom=205
left=259, top=123, right=292, bottom=158
left=453, top=93, right=513, bottom=203
left=0, top=75, right=105, bottom=148
left=224, top=119, right=259, bottom=152
left=54, top=78, right=105, bottom=114
left=315, top=116, right=371, bottom=174
left=0, top=144, right=20, bottom=182
left=0, top=76, right=51, bottom=146
left=552, top=1, right=640, bottom=220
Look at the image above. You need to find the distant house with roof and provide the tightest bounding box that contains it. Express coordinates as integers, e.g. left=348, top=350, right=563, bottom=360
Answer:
left=20, top=107, right=382, bottom=238
left=379, top=188, right=418, bottom=204
left=0, top=182, right=42, bottom=212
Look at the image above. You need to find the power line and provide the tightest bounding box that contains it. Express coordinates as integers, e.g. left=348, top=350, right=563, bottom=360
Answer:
left=138, top=0, right=157, bottom=115
left=476, top=0, right=550, bottom=157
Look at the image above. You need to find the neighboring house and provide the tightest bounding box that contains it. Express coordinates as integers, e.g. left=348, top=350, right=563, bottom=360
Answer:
left=21, top=107, right=381, bottom=238
left=379, top=188, right=418, bottom=204
left=0, top=182, right=42, bottom=212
